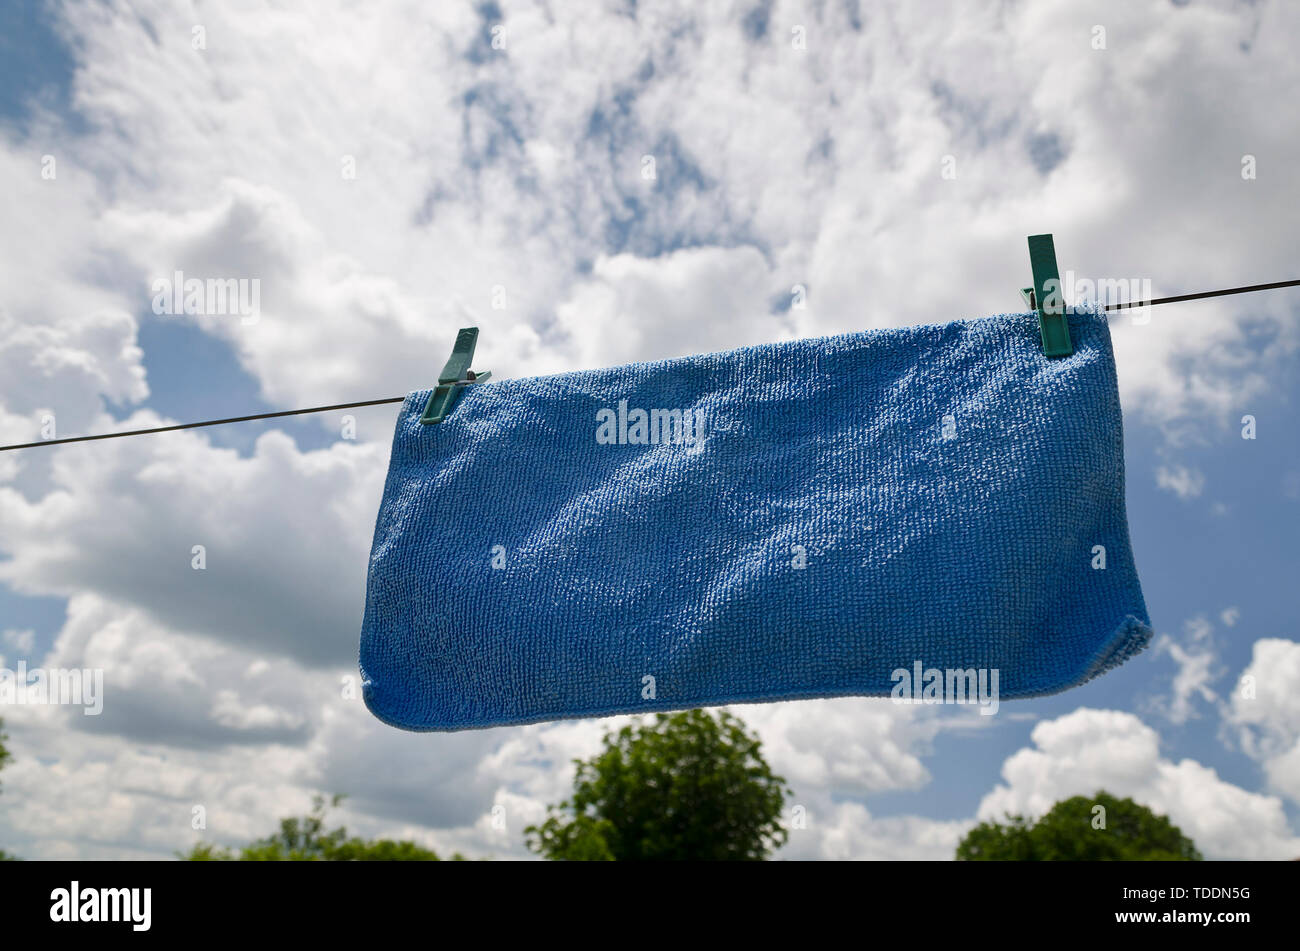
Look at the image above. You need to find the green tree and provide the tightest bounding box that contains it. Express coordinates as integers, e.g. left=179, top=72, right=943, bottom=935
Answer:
left=0, top=718, right=14, bottom=860
left=525, top=709, right=790, bottom=861
left=956, top=791, right=1202, bottom=861
left=180, top=794, right=462, bottom=861
left=0, top=718, right=9, bottom=781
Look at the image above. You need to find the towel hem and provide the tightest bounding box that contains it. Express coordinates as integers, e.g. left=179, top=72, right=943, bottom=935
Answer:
left=361, top=612, right=1155, bottom=732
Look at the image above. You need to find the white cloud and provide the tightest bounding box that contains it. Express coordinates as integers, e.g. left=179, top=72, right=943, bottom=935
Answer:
left=17, top=0, right=1296, bottom=430
left=1224, top=638, right=1300, bottom=804
left=0, top=137, right=146, bottom=482
left=0, top=593, right=322, bottom=749
left=0, top=426, right=386, bottom=667
left=554, top=246, right=787, bottom=368
left=740, top=699, right=938, bottom=795
left=740, top=701, right=981, bottom=860
left=0, top=708, right=324, bottom=858
left=1148, top=615, right=1219, bottom=724
left=1155, top=464, right=1206, bottom=499
left=1151, top=634, right=1217, bottom=724
left=1, top=629, right=35, bottom=654
left=978, top=707, right=1300, bottom=859
left=782, top=801, right=969, bottom=861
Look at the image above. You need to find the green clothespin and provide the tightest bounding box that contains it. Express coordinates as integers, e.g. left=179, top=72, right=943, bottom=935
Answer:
left=421, top=327, right=492, bottom=424
left=1026, top=233, right=1072, bottom=358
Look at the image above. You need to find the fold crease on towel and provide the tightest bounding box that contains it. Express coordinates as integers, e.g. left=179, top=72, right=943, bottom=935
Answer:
left=359, top=307, right=1152, bottom=731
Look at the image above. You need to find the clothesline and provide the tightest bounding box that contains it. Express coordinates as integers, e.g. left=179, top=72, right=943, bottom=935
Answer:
left=0, top=398, right=407, bottom=452
left=1103, top=278, right=1300, bottom=310
left=2, top=276, right=1297, bottom=453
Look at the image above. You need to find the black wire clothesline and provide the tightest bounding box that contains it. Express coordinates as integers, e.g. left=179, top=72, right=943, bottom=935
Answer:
left=0, top=398, right=408, bottom=452
left=3, top=277, right=1298, bottom=454
left=1103, top=278, right=1300, bottom=310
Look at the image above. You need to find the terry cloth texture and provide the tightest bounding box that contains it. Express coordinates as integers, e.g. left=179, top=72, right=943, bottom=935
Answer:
left=359, top=308, right=1152, bottom=732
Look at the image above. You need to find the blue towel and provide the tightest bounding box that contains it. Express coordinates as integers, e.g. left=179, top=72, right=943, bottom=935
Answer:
left=359, top=308, right=1151, bottom=731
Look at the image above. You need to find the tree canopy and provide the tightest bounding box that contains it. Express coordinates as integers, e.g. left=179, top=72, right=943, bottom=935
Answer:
left=0, top=718, right=12, bottom=860
left=956, top=791, right=1202, bottom=861
left=525, top=709, right=790, bottom=861
left=180, top=794, right=458, bottom=861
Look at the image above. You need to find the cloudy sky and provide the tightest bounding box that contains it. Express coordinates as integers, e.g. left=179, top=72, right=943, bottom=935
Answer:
left=1, top=0, right=1298, bottom=859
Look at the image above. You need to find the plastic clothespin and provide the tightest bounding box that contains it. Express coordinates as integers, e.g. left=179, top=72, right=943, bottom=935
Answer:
left=421, top=327, right=492, bottom=424
left=1026, top=233, right=1073, bottom=358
